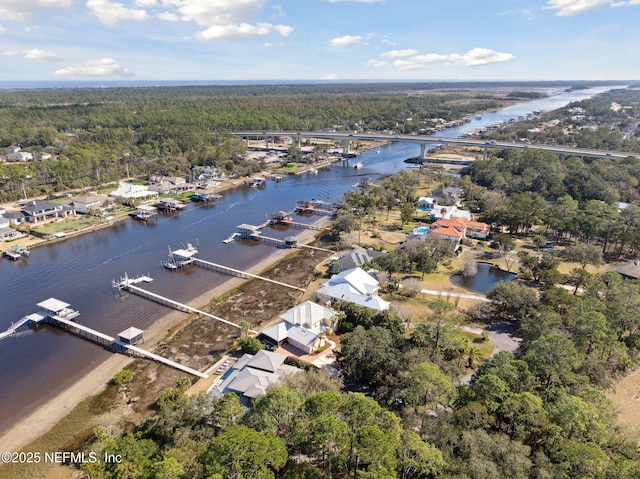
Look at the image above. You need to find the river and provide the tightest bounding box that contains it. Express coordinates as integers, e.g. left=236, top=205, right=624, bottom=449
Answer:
left=0, top=85, right=617, bottom=435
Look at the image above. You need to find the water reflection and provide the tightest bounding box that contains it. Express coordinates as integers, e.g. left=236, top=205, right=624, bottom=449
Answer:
left=450, top=262, right=516, bottom=294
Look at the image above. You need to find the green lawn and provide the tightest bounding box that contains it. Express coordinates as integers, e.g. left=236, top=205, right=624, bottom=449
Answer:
left=31, top=215, right=102, bottom=235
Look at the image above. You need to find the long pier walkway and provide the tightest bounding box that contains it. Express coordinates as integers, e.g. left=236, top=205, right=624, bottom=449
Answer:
left=192, top=258, right=305, bottom=292
left=124, top=283, right=259, bottom=333
left=49, top=315, right=207, bottom=378
left=0, top=316, right=34, bottom=340
left=277, top=219, right=325, bottom=231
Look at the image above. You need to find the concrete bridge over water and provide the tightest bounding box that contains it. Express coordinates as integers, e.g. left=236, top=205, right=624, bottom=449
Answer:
left=233, top=130, right=639, bottom=161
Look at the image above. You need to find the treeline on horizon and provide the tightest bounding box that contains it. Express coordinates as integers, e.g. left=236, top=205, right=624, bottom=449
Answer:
left=0, top=84, right=511, bottom=201
left=0, top=80, right=628, bottom=106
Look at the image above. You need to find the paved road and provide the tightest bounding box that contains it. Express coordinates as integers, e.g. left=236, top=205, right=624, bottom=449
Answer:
left=420, top=288, right=490, bottom=302
left=457, top=323, right=522, bottom=385
left=234, top=130, right=638, bottom=160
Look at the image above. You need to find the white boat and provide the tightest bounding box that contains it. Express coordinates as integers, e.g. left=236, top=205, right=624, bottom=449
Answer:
left=163, top=259, right=178, bottom=270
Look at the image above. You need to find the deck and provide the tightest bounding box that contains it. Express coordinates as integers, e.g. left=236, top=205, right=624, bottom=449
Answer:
left=192, top=258, right=305, bottom=292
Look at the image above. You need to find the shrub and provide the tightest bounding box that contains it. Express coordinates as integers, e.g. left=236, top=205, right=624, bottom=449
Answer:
left=238, top=336, right=265, bottom=354
left=112, top=369, right=133, bottom=385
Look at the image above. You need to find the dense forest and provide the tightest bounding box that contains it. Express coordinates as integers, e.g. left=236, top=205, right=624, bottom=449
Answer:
left=78, top=274, right=640, bottom=479
left=0, top=83, right=520, bottom=202
left=484, top=88, right=640, bottom=152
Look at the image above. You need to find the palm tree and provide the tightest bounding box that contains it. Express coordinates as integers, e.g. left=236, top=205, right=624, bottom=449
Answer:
left=467, top=345, right=484, bottom=369
left=239, top=320, right=250, bottom=338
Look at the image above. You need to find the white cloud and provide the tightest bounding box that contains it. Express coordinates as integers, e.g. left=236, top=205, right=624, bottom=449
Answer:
left=196, top=22, right=292, bottom=40
left=321, top=73, right=339, bottom=80
left=367, top=59, right=389, bottom=67
left=2, top=48, right=63, bottom=61
left=161, top=0, right=293, bottom=40
left=0, top=0, right=70, bottom=21
left=54, top=57, right=135, bottom=77
left=134, top=0, right=156, bottom=5
left=393, top=60, right=424, bottom=71
left=158, top=11, right=179, bottom=21
left=87, top=0, right=149, bottom=25
left=381, top=48, right=419, bottom=58
left=444, top=48, right=515, bottom=66
left=369, top=47, right=515, bottom=70
left=23, top=48, right=63, bottom=62
left=0, top=25, right=5, bottom=34
left=545, top=0, right=615, bottom=15
left=330, top=34, right=363, bottom=47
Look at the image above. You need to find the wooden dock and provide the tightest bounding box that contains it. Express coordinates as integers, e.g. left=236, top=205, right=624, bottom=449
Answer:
left=122, top=282, right=259, bottom=333
left=192, top=258, right=305, bottom=292
left=2, top=299, right=208, bottom=378
left=277, top=219, right=325, bottom=231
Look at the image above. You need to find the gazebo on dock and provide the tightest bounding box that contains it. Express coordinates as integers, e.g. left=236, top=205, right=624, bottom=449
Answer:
left=118, top=326, right=144, bottom=345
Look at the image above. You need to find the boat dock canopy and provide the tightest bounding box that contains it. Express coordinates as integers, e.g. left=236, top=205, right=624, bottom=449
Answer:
left=137, top=205, right=157, bottom=211
left=37, top=298, right=71, bottom=313
left=172, top=248, right=198, bottom=260
left=118, top=326, right=144, bottom=345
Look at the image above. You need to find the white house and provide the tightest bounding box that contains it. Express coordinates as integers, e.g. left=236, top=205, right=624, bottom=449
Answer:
left=417, top=197, right=472, bottom=221
left=261, top=301, right=339, bottom=354
left=72, top=195, right=110, bottom=214
left=7, top=151, right=33, bottom=161
left=317, top=267, right=390, bottom=311
left=109, top=181, right=158, bottom=200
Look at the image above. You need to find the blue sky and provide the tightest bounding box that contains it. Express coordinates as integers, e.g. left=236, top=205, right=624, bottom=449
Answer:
left=1, top=0, right=639, bottom=81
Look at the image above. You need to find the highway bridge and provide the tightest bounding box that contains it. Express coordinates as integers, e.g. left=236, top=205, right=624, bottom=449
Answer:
left=233, top=130, right=639, bottom=161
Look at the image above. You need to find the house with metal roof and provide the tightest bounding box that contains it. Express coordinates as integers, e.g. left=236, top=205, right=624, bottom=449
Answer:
left=317, top=267, right=390, bottom=311
left=209, top=350, right=299, bottom=401
left=261, top=301, right=339, bottom=354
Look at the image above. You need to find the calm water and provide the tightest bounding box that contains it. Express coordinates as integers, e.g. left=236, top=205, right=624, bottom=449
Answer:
left=450, top=262, right=517, bottom=294
left=0, top=86, right=615, bottom=434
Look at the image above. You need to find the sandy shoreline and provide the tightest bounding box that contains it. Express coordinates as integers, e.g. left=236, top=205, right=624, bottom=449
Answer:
left=0, top=223, right=321, bottom=454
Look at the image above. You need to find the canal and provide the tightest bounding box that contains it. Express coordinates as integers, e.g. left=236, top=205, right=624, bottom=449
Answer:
left=0, top=85, right=616, bottom=435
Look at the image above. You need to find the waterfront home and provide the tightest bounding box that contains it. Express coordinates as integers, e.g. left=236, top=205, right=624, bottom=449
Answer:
left=72, top=195, right=111, bottom=215
left=109, top=181, right=158, bottom=200
left=147, top=175, right=196, bottom=195
left=6, top=145, right=21, bottom=154
left=21, top=200, right=74, bottom=223
left=209, top=350, right=299, bottom=401
left=261, top=301, right=339, bottom=354
left=0, top=216, right=22, bottom=241
left=317, top=267, right=390, bottom=311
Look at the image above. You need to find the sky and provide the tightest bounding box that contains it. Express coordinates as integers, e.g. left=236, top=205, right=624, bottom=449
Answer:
left=0, top=0, right=639, bottom=82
